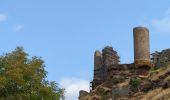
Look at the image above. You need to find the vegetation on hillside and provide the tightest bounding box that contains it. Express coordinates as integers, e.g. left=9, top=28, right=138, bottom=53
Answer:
left=79, top=64, right=170, bottom=100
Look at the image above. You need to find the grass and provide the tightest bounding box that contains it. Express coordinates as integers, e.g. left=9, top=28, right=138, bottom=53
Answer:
left=141, top=88, right=170, bottom=100
left=149, top=65, right=170, bottom=80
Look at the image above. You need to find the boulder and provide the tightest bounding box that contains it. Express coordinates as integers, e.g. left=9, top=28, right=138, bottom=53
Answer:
left=78, top=90, right=89, bottom=100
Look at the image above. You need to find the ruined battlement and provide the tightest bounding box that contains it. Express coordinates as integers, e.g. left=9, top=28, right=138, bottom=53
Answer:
left=151, top=48, right=170, bottom=67
left=79, top=26, right=170, bottom=100
left=91, top=46, right=120, bottom=90
left=91, top=27, right=153, bottom=90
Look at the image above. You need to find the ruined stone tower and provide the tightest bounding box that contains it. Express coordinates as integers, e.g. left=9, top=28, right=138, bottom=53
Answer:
left=91, top=51, right=103, bottom=90
left=102, top=46, right=120, bottom=81
left=102, top=46, right=120, bottom=67
left=133, top=27, right=151, bottom=68
left=91, top=47, right=120, bottom=90
left=151, top=49, right=170, bottom=67
left=94, top=50, right=102, bottom=80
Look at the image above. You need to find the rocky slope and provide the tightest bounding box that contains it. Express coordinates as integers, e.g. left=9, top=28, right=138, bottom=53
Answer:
left=79, top=65, right=170, bottom=100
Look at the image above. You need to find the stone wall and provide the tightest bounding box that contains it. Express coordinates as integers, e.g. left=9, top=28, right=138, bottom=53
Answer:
left=91, top=46, right=120, bottom=90
left=151, top=49, right=170, bottom=67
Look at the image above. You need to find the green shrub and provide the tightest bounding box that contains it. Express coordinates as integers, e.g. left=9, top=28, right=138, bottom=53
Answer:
left=112, top=77, right=125, bottom=84
left=129, top=78, right=141, bottom=92
left=112, top=78, right=119, bottom=84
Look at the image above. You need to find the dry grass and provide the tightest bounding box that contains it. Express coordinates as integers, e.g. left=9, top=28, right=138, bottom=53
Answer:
left=149, top=65, right=170, bottom=80
left=117, top=79, right=129, bottom=87
left=141, top=88, right=170, bottom=100
left=164, top=76, right=170, bottom=82
left=141, top=65, right=170, bottom=100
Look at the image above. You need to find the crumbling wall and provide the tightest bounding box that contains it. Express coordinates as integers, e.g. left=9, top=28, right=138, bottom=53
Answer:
left=91, top=46, right=120, bottom=90
left=102, top=46, right=120, bottom=81
left=107, top=64, right=133, bottom=84
left=151, top=49, right=170, bottom=67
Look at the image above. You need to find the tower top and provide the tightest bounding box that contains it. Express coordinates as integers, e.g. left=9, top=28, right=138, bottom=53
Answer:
left=94, top=50, right=102, bottom=57
left=133, top=26, right=149, bottom=33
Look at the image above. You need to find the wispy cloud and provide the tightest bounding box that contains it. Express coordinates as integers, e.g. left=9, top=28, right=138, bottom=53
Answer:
left=0, top=13, right=7, bottom=22
left=152, top=9, right=170, bottom=33
left=60, top=78, right=90, bottom=100
left=13, top=24, right=24, bottom=32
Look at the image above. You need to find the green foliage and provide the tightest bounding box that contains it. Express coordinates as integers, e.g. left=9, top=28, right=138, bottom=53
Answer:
left=129, top=78, right=141, bottom=92
left=0, top=47, right=64, bottom=100
left=96, top=88, right=107, bottom=100
left=112, top=77, right=125, bottom=84
left=112, top=78, right=119, bottom=84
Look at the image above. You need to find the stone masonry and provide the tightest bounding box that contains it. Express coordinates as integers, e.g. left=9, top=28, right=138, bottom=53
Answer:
left=91, top=27, right=154, bottom=90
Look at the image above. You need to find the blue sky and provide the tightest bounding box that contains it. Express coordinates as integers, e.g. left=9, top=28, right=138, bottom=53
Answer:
left=0, top=0, right=170, bottom=99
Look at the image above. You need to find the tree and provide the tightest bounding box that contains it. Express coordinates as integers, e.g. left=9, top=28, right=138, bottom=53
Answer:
left=0, top=47, right=64, bottom=100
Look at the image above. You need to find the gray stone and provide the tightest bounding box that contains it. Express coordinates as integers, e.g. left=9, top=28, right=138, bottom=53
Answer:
left=112, top=86, right=130, bottom=100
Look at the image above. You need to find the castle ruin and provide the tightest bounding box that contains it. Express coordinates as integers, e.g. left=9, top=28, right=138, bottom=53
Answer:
left=79, top=26, right=170, bottom=100
left=133, top=27, right=152, bottom=68
left=91, top=46, right=120, bottom=90
left=151, top=49, right=170, bottom=67
left=91, top=26, right=170, bottom=90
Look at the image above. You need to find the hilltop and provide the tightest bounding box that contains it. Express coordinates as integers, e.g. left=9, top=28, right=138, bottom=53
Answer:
left=78, top=27, right=170, bottom=100
left=79, top=64, right=170, bottom=100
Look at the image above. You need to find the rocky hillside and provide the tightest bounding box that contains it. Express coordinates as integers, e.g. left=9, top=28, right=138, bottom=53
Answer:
left=79, top=65, right=170, bottom=100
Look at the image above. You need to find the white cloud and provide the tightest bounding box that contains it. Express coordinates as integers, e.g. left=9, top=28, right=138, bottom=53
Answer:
left=13, top=24, right=24, bottom=32
left=152, top=9, right=170, bottom=33
left=60, top=78, right=90, bottom=100
left=0, top=13, right=7, bottom=22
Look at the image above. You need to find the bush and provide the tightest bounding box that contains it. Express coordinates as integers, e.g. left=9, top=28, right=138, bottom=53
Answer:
left=112, top=78, right=120, bottom=84
left=112, top=77, right=125, bottom=84
left=129, top=78, right=141, bottom=92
